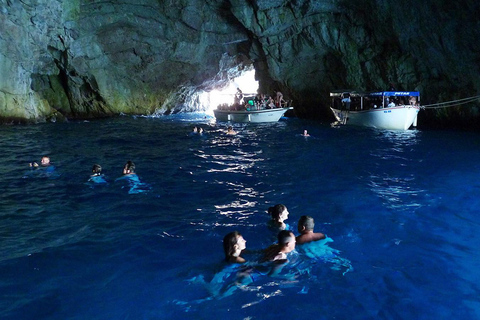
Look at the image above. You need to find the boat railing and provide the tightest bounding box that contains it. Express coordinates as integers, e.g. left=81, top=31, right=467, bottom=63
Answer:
left=217, top=100, right=292, bottom=112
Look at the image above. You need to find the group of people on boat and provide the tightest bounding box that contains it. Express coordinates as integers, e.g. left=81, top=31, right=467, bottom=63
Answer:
left=337, top=92, right=419, bottom=111
left=217, top=88, right=290, bottom=112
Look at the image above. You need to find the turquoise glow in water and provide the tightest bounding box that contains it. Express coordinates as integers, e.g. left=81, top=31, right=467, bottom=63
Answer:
left=0, top=114, right=479, bottom=319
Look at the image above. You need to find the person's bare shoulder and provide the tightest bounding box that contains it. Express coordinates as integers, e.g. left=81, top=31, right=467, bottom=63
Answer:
left=295, top=234, right=308, bottom=245
left=313, top=232, right=326, bottom=241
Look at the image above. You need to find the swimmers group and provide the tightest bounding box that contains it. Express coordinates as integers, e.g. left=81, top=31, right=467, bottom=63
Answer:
left=210, top=204, right=327, bottom=298
left=29, top=156, right=138, bottom=184
left=223, top=204, right=325, bottom=271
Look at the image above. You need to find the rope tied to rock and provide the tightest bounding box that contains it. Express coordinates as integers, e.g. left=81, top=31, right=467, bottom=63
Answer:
left=421, top=95, right=480, bottom=109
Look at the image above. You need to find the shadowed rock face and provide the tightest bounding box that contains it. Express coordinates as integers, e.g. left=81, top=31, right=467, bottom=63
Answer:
left=1, top=0, right=479, bottom=127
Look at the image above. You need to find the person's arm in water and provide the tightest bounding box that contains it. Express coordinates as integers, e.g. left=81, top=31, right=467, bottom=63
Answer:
left=296, top=231, right=326, bottom=245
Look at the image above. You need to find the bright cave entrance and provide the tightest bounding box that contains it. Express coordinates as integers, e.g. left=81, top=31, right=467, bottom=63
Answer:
left=199, top=68, right=259, bottom=115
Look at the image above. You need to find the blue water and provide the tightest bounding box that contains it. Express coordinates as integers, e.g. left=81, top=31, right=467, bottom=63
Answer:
left=1, top=114, right=479, bottom=319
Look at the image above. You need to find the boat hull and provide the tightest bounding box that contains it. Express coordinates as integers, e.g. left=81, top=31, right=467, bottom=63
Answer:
left=213, top=107, right=292, bottom=123
left=330, top=105, right=420, bottom=130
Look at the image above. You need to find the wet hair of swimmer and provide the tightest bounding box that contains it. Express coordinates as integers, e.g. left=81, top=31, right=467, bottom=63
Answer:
left=92, top=164, right=102, bottom=175
left=268, top=204, right=287, bottom=220
left=223, top=231, right=242, bottom=260
left=124, top=161, right=135, bottom=173
left=298, top=215, right=315, bottom=231
left=277, top=230, right=295, bottom=245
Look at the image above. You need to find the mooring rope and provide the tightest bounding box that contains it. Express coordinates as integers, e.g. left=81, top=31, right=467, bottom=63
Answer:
left=421, top=95, right=480, bottom=109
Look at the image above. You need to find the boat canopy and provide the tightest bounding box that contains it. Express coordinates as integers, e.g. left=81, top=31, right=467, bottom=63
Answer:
left=369, top=91, right=420, bottom=97
left=330, top=91, right=420, bottom=97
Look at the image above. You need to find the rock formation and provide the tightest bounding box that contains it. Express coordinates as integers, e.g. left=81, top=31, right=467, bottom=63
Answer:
left=1, top=0, right=479, bottom=128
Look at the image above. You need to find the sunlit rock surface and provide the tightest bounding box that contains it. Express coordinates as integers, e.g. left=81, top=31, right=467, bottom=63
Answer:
left=1, top=0, right=479, bottom=127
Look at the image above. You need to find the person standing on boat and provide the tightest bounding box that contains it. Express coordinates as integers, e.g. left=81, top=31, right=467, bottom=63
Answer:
left=234, top=88, right=244, bottom=109
left=341, top=93, right=351, bottom=110
left=275, top=91, right=285, bottom=107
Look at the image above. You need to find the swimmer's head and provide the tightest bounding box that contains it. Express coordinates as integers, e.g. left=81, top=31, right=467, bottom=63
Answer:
left=277, top=230, right=296, bottom=252
left=298, top=215, right=315, bottom=232
left=40, top=156, right=50, bottom=166
left=268, top=204, right=289, bottom=222
left=92, top=164, right=102, bottom=176
left=223, top=231, right=246, bottom=260
left=123, top=161, right=135, bottom=175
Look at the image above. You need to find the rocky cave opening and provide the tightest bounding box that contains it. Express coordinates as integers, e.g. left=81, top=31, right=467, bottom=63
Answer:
left=172, top=54, right=260, bottom=115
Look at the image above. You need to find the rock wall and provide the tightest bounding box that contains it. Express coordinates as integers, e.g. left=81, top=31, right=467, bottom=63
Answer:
left=1, top=0, right=479, bottom=127
left=0, top=0, right=248, bottom=122
left=233, top=0, right=480, bottom=123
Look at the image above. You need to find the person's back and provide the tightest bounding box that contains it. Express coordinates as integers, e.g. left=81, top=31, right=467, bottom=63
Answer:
left=296, top=215, right=326, bottom=245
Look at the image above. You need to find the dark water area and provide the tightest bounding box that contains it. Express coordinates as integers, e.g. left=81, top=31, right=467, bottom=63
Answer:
left=0, top=114, right=479, bottom=319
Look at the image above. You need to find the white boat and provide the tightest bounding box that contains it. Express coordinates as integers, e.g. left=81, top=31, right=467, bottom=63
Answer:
left=330, top=91, right=421, bottom=130
left=213, top=107, right=292, bottom=123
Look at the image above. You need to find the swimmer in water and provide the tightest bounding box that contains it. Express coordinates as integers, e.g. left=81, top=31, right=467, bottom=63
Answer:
left=29, top=156, right=51, bottom=167
left=117, top=161, right=149, bottom=193
left=89, top=164, right=107, bottom=184
left=122, top=161, right=136, bottom=175
left=223, top=231, right=247, bottom=263
left=296, top=215, right=326, bottom=245
left=302, top=130, right=310, bottom=137
left=207, top=231, right=251, bottom=298
left=262, top=230, right=296, bottom=263
left=226, top=126, right=237, bottom=135
left=268, top=204, right=289, bottom=230
left=91, top=164, right=102, bottom=176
